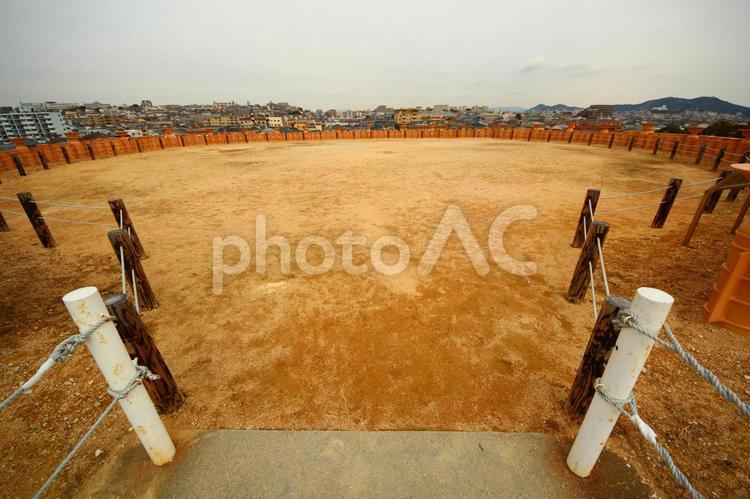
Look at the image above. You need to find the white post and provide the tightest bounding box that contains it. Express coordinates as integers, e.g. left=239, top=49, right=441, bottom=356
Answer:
left=62, top=286, right=175, bottom=465
left=567, top=287, right=673, bottom=477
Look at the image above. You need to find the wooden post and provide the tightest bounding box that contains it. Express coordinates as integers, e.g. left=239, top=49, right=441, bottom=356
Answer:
left=111, top=141, right=118, bottom=156
left=732, top=192, right=750, bottom=234
left=86, top=143, right=96, bottom=160
left=695, top=143, right=707, bottom=165
left=728, top=154, right=750, bottom=201
left=727, top=187, right=744, bottom=202
left=568, top=131, right=575, bottom=144
left=571, top=189, right=601, bottom=248
left=107, top=229, right=158, bottom=310
left=628, top=136, right=635, bottom=151
left=108, top=198, right=147, bottom=259
left=510, top=129, right=515, bottom=140
left=36, top=150, right=49, bottom=170
left=61, top=146, right=72, bottom=164
left=651, top=177, right=682, bottom=228
left=547, top=131, right=552, bottom=142
left=587, top=133, right=594, bottom=146
left=652, top=137, right=660, bottom=155
left=17, top=192, right=56, bottom=248
left=0, top=211, right=9, bottom=232
left=608, top=134, right=615, bottom=149
left=566, top=295, right=630, bottom=419
left=567, top=221, right=609, bottom=303
left=104, top=293, right=184, bottom=413
left=704, top=170, right=731, bottom=213
left=11, top=155, right=26, bottom=176
left=713, top=147, right=726, bottom=171
left=669, top=140, right=680, bottom=160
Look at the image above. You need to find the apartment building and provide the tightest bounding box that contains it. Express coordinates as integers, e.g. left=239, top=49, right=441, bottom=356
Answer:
left=394, top=108, right=422, bottom=126
left=0, top=110, right=72, bottom=143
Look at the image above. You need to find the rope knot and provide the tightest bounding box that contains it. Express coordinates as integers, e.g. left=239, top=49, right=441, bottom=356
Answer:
left=107, top=358, right=159, bottom=400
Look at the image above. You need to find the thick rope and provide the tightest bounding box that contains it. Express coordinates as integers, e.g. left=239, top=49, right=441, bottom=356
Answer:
left=617, top=311, right=750, bottom=418
left=28, top=199, right=110, bottom=211
left=595, top=379, right=703, bottom=499
left=600, top=186, right=670, bottom=200
left=581, top=217, right=598, bottom=319
left=37, top=215, right=117, bottom=228
left=0, top=315, right=112, bottom=411
left=0, top=208, right=24, bottom=216
left=587, top=199, right=610, bottom=297
left=33, top=362, right=155, bottom=499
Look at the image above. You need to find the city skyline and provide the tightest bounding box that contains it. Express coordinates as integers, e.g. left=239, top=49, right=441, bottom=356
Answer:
left=2, top=0, right=749, bottom=109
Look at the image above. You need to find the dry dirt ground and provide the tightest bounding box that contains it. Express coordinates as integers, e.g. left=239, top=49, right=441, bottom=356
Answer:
left=0, top=139, right=748, bottom=497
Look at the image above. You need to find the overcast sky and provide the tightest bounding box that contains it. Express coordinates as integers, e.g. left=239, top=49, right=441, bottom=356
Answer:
left=1, top=0, right=748, bottom=109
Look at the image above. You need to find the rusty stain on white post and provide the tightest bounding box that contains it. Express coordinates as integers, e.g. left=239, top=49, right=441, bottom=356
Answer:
left=567, top=287, right=674, bottom=477
left=62, top=286, right=174, bottom=465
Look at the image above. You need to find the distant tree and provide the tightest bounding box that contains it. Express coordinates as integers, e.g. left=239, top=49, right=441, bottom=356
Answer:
left=701, top=119, right=746, bottom=138
left=657, top=123, right=684, bottom=134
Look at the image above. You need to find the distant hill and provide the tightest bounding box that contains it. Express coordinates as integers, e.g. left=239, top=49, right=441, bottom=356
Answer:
left=527, top=103, right=582, bottom=113
left=499, top=106, right=527, bottom=113
left=613, top=96, right=750, bottom=115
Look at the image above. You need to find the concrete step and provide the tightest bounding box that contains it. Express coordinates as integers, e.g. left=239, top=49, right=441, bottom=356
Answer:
left=85, top=430, right=648, bottom=498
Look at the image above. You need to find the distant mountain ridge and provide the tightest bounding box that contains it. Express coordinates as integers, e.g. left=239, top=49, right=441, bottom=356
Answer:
left=527, top=103, right=582, bottom=113
left=613, top=96, right=750, bottom=115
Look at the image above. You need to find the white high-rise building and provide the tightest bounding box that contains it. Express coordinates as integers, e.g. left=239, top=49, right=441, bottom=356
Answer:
left=0, top=110, right=72, bottom=143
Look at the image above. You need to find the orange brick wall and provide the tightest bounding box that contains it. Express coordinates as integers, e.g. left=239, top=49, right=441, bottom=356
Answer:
left=111, top=137, right=138, bottom=154
left=160, top=135, right=182, bottom=148
left=2, top=128, right=747, bottom=180
left=62, top=141, right=91, bottom=162
left=36, top=144, right=68, bottom=164
left=136, top=136, right=161, bottom=152
left=0, top=151, right=16, bottom=173
left=86, top=139, right=115, bottom=159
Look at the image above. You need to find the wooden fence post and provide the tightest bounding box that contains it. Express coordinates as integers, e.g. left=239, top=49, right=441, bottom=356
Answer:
left=695, top=143, right=707, bottom=165
left=108, top=198, right=147, bottom=259
left=571, top=189, right=601, bottom=248
left=566, top=295, right=630, bottom=419
left=17, top=192, right=56, bottom=248
left=587, top=133, right=594, bottom=146
left=0, top=211, right=9, bottom=232
left=567, top=221, right=609, bottom=303
left=608, top=134, right=615, bottom=149
left=510, top=129, right=515, bottom=140
left=86, top=143, right=96, bottom=160
left=732, top=192, right=750, bottom=234
left=728, top=154, right=750, bottom=201
left=713, top=147, right=726, bottom=171
left=61, top=146, right=72, bottom=164
left=652, top=137, right=660, bottom=155
left=107, top=229, right=158, bottom=310
left=628, top=136, right=636, bottom=151
left=11, top=155, right=26, bottom=176
left=36, top=150, right=49, bottom=170
left=669, top=140, right=680, bottom=160
left=568, top=131, right=575, bottom=144
left=547, top=131, right=552, bottom=142
left=651, top=177, right=682, bottom=228
left=104, top=293, right=184, bottom=413
left=704, top=170, right=732, bottom=213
